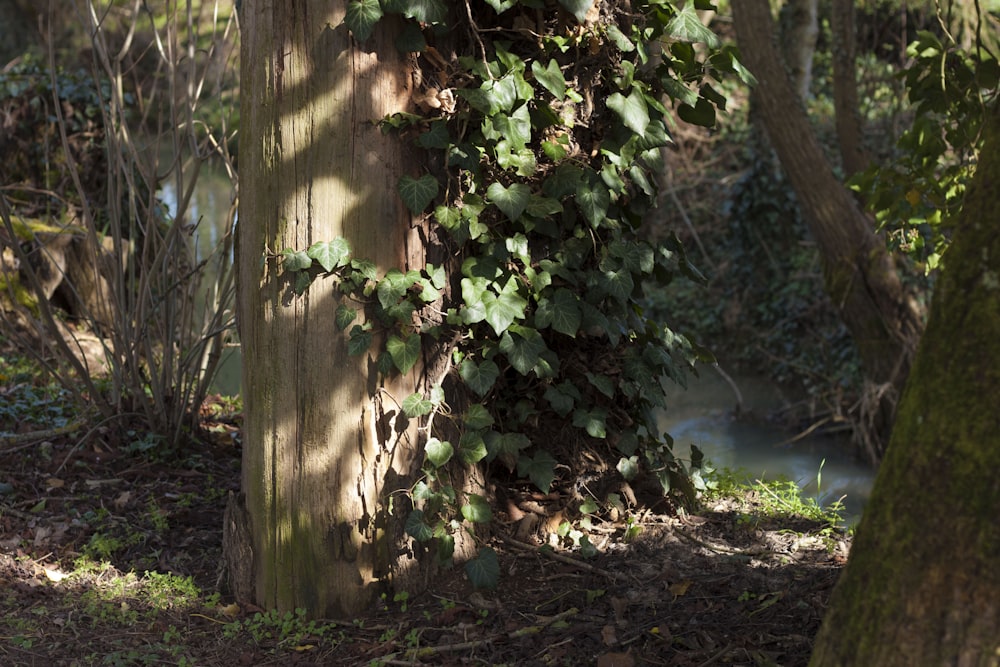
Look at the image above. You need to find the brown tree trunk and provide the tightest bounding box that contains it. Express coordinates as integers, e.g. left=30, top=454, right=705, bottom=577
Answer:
left=830, top=0, right=870, bottom=177
left=779, top=0, right=819, bottom=101
left=809, top=100, right=1000, bottom=667
left=733, top=0, right=923, bottom=461
left=234, top=1, right=431, bottom=617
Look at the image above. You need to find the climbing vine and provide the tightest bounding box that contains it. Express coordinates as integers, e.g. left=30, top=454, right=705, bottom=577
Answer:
left=281, top=0, right=750, bottom=587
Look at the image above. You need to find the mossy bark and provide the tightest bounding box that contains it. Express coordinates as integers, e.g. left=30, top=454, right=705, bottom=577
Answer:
left=809, top=102, right=1000, bottom=666
left=235, top=2, right=429, bottom=618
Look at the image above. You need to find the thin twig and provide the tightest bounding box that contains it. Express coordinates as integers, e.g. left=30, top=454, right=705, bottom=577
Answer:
left=499, top=533, right=616, bottom=579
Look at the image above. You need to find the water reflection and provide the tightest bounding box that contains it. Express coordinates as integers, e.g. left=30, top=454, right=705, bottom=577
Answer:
left=158, top=159, right=241, bottom=396
left=658, top=370, right=875, bottom=523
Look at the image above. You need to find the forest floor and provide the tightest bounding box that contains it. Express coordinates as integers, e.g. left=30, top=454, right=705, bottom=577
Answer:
left=0, top=387, right=852, bottom=667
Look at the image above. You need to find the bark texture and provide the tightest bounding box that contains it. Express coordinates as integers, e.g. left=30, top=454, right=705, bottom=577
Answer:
left=779, top=0, right=818, bottom=101
left=829, top=0, right=869, bottom=178
left=733, top=0, right=923, bottom=461
left=235, top=1, right=428, bottom=617
left=810, top=101, right=1000, bottom=667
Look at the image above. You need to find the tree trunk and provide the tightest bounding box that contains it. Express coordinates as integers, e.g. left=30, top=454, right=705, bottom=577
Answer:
left=829, top=0, right=870, bottom=177
left=809, top=101, right=1000, bottom=667
left=733, top=0, right=923, bottom=462
left=779, top=0, right=819, bottom=101
left=234, top=1, right=429, bottom=618
left=0, top=0, right=33, bottom=66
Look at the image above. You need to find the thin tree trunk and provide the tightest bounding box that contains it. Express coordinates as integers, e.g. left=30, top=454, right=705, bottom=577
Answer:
left=234, top=1, right=429, bottom=618
left=780, top=0, right=819, bottom=101
left=830, top=0, right=870, bottom=177
left=809, top=100, right=1000, bottom=667
left=733, top=0, right=924, bottom=462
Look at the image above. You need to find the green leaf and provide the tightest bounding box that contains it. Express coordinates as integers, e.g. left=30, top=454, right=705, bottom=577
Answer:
left=573, top=408, right=608, bottom=438
left=425, top=438, right=454, bottom=467
left=601, top=267, right=635, bottom=304
left=557, top=0, right=594, bottom=23
left=544, top=383, right=578, bottom=417
left=307, top=238, right=351, bottom=272
left=402, top=392, right=434, bottom=418
left=607, top=89, right=650, bottom=135
left=282, top=248, right=312, bottom=272
left=460, top=359, right=500, bottom=396
left=398, top=174, right=439, bottom=213
left=543, top=163, right=584, bottom=199
left=464, top=404, right=495, bottom=430
left=485, top=0, right=518, bottom=12
left=335, top=304, right=357, bottom=331
left=344, top=0, right=383, bottom=41
left=417, top=121, right=451, bottom=149
left=525, top=195, right=564, bottom=218
left=399, top=0, right=447, bottom=24
left=458, top=430, right=489, bottom=464
left=483, top=277, right=529, bottom=335
left=517, top=450, right=558, bottom=493
left=575, top=178, right=610, bottom=227
left=666, top=3, right=721, bottom=48
left=678, top=96, right=717, bottom=128
left=487, top=182, right=531, bottom=221
left=404, top=509, right=434, bottom=542
left=465, top=547, right=500, bottom=589
left=499, top=326, right=547, bottom=375
left=348, top=325, right=373, bottom=356
left=377, top=270, right=409, bottom=309
left=387, top=334, right=421, bottom=374
left=536, top=288, right=582, bottom=337
left=461, top=494, right=493, bottom=523
left=531, top=59, right=566, bottom=99
left=617, top=455, right=640, bottom=481
left=586, top=372, right=616, bottom=398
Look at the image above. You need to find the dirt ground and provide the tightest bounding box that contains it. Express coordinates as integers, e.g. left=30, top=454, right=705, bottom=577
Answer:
left=0, top=393, right=850, bottom=667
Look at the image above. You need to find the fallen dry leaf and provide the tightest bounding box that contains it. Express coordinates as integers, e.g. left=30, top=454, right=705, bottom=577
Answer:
left=596, top=650, right=634, bottom=667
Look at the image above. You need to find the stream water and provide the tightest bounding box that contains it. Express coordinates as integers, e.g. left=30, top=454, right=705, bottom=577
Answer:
left=658, top=369, right=875, bottom=523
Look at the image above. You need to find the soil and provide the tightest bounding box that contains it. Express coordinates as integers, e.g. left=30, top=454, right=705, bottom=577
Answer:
left=0, top=393, right=850, bottom=667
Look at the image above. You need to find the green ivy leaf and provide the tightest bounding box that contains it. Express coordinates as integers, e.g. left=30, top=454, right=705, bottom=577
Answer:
left=458, top=430, right=489, bottom=464
left=678, top=96, right=717, bottom=128
left=600, top=266, right=635, bottom=304
left=666, top=3, right=721, bottom=48
left=402, top=392, right=434, bottom=418
left=307, top=238, right=351, bottom=272
left=398, top=174, right=439, bottom=213
left=557, top=0, right=594, bottom=23
left=544, top=382, right=579, bottom=417
left=282, top=248, right=312, bottom=272
left=348, top=325, right=373, bottom=356
left=465, top=547, right=499, bottom=589
left=344, top=0, right=383, bottom=41
left=461, top=494, right=493, bottom=524
left=536, top=288, right=582, bottom=337
left=586, top=372, right=616, bottom=398
left=531, top=59, right=566, bottom=99
left=425, top=437, right=454, bottom=467
left=417, top=121, right=451, bottom=149
left=460, top=359, right=500, bottom=396
left=487, top=182, right=531, bottom=221
left=387, top=334, right=421, bottom=374
left=397, top=0, right=447, bottom=24
left=395, top=22, right=426, bottom=53
left=607, top=88, right=650, bottom=135
left=499, top=325, right=547, bottom=375
left=575, top=178, right=610, bottom=227
left=464, top=404, right=495, bottom=430
left=483, top=277, right=529, bottom=335
left=404, top=509, right=434, bottom=542
left=573, top=408, right=608, bottom=438
left=517, top=450, right=558, bottom=493
left=377, top=270, right=409, bottom=309
left=485, top=0, right=518, bottom=12
left=335, top=304, right=357, bottom=331
left=617, top=455, right=640, bottom=481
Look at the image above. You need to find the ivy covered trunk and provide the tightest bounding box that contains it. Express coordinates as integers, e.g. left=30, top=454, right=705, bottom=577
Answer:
left=233, top=1, right=428, bottom=617
left=809, top=102, right=1000, bottom=665
left=733, top=0, right=924, bottom=461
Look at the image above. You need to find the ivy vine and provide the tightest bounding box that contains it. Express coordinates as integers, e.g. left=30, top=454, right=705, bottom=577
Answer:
left=282, top=0, right=751, bottom=588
